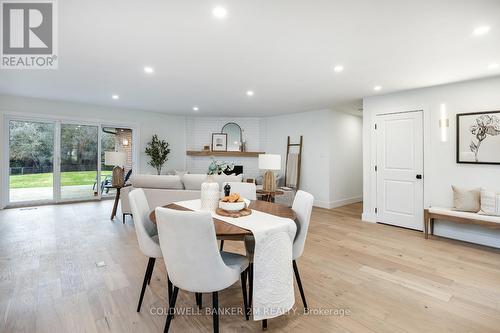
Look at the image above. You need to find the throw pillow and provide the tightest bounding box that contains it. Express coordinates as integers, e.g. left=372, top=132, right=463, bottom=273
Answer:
left=452, top=185, right=480, bottom=213
left=175, top=170, right=189, bottom=177
left=182, top=174, right=208, bottom=190
left=479, top=189, right=500, bottom=216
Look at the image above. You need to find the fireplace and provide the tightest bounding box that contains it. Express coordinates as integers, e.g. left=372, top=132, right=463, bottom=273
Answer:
left=224, top=165, right=243, bottom=175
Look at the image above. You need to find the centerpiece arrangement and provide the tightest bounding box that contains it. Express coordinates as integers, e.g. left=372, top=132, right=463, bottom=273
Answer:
left=217, top=192, right=252, bottom=217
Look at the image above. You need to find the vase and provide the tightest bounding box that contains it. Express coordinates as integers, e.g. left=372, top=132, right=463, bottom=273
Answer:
left=201, top=181, right=220, bottom=211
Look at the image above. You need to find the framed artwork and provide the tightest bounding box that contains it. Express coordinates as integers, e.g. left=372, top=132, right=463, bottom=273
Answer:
left=211, top=133, right=227, bottom=151
left=456, top=110, right=500, bottom=164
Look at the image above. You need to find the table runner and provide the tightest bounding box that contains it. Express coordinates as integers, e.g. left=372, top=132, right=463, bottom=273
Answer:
left=175, top=199, right=297, bottom=321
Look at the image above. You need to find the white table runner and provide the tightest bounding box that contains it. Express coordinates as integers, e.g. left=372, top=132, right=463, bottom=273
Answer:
left=175, top=199, right=297, bottom=321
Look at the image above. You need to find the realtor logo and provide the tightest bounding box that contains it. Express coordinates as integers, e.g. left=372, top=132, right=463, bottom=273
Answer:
left=1, top=0, right=58, bottom=69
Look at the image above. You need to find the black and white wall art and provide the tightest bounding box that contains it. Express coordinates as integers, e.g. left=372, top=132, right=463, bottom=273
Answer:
left=456, top=111, right=500, bottom=164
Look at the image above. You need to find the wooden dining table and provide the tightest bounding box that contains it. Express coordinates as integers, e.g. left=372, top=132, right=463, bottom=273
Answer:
left=149, top=200, right=297, bottom=241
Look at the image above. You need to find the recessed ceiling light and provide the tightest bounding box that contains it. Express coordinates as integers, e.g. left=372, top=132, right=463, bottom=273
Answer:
left=373, top=85, right=382, bottom=91
left=212, top=6, right=227, bottom=19
left=473, top=25, right=490, bottom=36
left=112, top=94, right=119, bottom=100
left=333, top=65, right=344, bottom=73
left=144, top=66, right=154, bottom=74
left=246, top=90, right=254, bottom=96
left=192, top=106, right=199, bottom=111
left=488, top=62, right=499, bottom=70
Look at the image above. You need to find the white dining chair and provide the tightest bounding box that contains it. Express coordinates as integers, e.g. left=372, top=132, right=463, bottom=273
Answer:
left=245, top=190, right=314, bottom=314
left=155, top=207, right=250, bottom=333
left=128, top=188, right=166, bottom=312
left=129, top=189, right=202, bottom=312
left=222, top=181, right=257, bottom=200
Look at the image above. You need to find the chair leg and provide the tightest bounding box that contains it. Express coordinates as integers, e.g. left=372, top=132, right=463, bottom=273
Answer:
left=212, top=292, right=219, bottom=333
left=196, top=293, right=202, bottom=309
left=164, top=286, right=179, bottom=333
left=262, top=319, right=267, bottom=330
left=219, top=240, right=224, bottom=251
left=167, top=277, right=172, bottom=302
left=147, top=258, right=156, bottom=285
left=137, top=257, right=155, bottom=312
left=293, top=260, right=308, bottom=311
left=123, top=213, right=126, bottom=224
left=241, top=269, right=249, bottom=320
left=248, top=263, right=253, bottom=312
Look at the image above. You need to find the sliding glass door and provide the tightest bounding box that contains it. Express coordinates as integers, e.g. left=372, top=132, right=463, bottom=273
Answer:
left=5, top=117, right=135, bottom=206
left=60, top=124, right=99, bottom=200
left=8, top=120, right=55, bottom=203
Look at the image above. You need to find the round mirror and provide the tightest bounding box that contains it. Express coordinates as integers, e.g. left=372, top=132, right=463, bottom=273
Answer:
left=221, top=122, right=242, bottom=151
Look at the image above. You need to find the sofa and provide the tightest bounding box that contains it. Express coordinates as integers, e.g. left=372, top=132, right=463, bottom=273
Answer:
left=120, top=173, right=243, bottom=218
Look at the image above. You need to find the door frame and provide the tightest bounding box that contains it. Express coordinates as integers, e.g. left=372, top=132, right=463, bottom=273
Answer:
left=2, top=113, right=139, bottom=208
left=374, top=109, right=426, bottom=229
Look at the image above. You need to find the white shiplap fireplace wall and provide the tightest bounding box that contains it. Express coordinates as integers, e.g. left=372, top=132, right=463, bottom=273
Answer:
left=185, top=117, right=267, bottom=179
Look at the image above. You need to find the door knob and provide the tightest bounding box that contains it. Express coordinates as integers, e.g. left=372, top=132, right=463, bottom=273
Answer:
left=416, top=174, right=422, bottom=179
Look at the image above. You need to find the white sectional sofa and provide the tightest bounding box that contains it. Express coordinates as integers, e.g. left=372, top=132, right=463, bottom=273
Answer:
left=120, top=173, right=243, bottom=219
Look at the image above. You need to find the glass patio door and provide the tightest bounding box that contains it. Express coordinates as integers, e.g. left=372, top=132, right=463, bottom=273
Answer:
left=59, top=123, right=100, bottom=201
left=5, top=117, right=134, bottom=206
left=8, top=119, right=55, bottom=204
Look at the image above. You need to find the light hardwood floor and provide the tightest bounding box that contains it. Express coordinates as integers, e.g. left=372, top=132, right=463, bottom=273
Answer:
left=1, top=201, right=499, bottom=333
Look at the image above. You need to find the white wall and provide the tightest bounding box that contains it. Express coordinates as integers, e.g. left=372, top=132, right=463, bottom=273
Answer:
left=0, top=94, right=186, bottom=207
left=0, top=94, right=364, bottom=210
left=363, top=75, right=500, bottom=248
left=330, top=111, right=363, bottom=207
left=265, top=109, right=363, bottom=208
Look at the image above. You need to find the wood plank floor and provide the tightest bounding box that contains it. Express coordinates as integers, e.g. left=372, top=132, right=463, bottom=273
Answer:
left=1, top=201, right=499, bottom=332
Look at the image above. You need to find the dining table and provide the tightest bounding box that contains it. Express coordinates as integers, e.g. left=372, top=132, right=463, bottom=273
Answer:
left=149, top=200, right=297, bottom=240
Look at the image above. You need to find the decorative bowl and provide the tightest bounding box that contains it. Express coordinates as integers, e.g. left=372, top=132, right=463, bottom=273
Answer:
left=219, top=198, right=250, bottom=212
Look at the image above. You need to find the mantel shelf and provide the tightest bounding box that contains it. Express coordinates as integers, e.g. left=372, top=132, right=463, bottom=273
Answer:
left=186, top=151, right=265, bottom=157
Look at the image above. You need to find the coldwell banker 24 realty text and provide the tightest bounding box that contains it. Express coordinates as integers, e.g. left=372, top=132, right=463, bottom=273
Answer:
left=1, top=0, right=58, bottom=69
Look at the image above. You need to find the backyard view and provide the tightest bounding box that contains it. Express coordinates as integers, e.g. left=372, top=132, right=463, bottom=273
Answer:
left=10, top=171, right=112, bottom=188
left=8, top=120, right=125, bottom=203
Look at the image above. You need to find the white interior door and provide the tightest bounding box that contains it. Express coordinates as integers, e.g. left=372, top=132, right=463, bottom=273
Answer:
left=376, top=111, right=423, bottom=230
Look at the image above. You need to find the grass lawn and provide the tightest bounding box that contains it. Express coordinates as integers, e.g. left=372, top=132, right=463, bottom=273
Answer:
left=10, top=171, right=112, bottom=189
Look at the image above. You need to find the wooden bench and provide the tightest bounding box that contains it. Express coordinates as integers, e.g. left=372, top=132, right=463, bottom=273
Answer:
left=424, top=207, right=500, bottom=239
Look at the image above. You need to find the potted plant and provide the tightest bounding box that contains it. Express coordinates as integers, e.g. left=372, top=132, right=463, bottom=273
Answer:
left=145, top=134, right=170, bottom=175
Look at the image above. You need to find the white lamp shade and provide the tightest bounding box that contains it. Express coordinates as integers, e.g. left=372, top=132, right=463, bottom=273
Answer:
left=105, top=151, right=127, bottom=166
left=259, top=154, right=281, bottom=170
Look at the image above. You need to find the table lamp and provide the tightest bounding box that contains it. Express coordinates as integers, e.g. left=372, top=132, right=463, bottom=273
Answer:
left=105, top=151, right=127, bottom=187
left=259, top=154, right=281, bottom=192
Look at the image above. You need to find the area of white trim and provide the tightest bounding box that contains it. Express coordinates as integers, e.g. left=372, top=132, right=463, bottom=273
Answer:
left=328, top=196, right=363, bottom=209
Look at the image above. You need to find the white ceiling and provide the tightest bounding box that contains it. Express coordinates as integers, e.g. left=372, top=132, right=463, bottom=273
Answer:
left=1, top=0, right=499, bottom=116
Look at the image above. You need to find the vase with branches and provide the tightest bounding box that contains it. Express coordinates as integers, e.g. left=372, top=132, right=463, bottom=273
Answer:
left=145, top=134, right=170, bottom=175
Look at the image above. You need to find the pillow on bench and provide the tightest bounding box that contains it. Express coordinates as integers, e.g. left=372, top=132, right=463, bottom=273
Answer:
left=480, top=189, right=500, bottom=216
left=452, top=185, right=480, bottom=212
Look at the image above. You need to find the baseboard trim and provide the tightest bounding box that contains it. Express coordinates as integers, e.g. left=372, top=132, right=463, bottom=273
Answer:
left=313, top=200, right=332, bottom=209
left=328, top=196, right=363, bottom=209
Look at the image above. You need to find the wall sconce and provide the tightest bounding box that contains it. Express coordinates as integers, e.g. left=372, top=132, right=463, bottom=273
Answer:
left=122, top=138, right=129, bottom=146
left=439, top=103, right=449, bottom=142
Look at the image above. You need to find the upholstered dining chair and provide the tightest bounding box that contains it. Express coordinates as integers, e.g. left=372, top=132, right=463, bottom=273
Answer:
left=129, top=189, right=203, bottom=312
left=245, top=190, right=314, bottom=314
left=155, top=207, right=250, bottom=333
left=128, top=188, right=166, bottom=312
left=222, top=181, right=257, bottom=200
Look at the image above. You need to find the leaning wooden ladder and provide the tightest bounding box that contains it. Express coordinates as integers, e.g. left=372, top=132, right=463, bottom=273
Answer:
left=284, top=135, right=303, bottom=190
